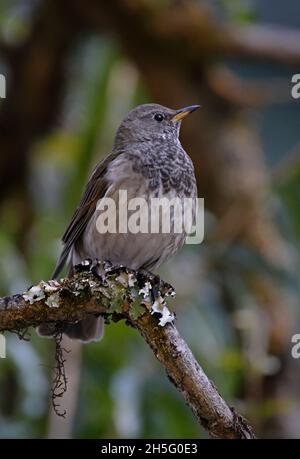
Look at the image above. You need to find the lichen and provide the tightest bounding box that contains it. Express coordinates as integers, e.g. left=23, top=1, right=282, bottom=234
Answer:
left=23, top=285, right=45, bottom=304
left=43, top=280, right=60, bottom=293
left=139, top=281, right=152, bottom=298
left=129, top=298, right=145, bottom=320
left=115, top=271, right=137, bottom=288
left=108, top=294, right=125, bottom=314
left=116, top=272, right=130, bottom=287
left=22, top=259, right=176, bottom=328
left=22, top=280, right=60, bottom=305
left=45, top=292, right=60, bottom=308
left=151, top=294, right=175, bottom=326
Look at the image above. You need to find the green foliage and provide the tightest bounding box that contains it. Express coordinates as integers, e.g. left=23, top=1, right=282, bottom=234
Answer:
left=221, top=0, right=257, bottom=24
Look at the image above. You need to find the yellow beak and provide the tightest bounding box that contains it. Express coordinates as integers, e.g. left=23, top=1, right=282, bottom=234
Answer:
left=171, top=104, right=200, bottom=122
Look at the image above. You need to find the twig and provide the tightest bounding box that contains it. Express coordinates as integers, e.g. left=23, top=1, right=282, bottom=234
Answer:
left=51, top=332, right=69, bottom=418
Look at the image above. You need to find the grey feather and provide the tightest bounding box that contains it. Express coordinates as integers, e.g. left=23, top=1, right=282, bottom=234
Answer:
left=39, top=103, right=198, bottom=342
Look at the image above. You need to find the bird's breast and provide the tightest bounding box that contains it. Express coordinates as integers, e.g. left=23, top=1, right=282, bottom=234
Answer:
left=75, top=152, right=196, bottom=270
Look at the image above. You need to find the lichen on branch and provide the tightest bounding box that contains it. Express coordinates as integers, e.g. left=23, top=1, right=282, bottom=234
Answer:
left=0, top=260, right=175, bottom=333
left=0, top=260, right=255, bottom=439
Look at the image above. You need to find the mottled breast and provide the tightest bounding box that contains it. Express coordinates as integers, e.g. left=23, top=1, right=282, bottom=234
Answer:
left=74, top=148, right=197, bottom=270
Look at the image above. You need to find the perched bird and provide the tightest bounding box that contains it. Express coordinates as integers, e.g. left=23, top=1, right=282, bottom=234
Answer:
left=38, top=103, right=199, bottom=342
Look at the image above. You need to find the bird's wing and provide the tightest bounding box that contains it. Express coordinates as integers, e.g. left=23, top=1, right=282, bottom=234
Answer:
left=52, top=152, right=120, bottom=279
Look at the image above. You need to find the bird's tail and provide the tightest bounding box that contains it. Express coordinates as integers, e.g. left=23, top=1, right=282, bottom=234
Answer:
left=37, top=316, right=104, bottom=343
left=37, top=259, right=104, bottom=343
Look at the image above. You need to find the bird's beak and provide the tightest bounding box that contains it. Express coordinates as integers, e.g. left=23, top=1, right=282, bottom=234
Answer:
left=171, top=104, right=201, bottom=122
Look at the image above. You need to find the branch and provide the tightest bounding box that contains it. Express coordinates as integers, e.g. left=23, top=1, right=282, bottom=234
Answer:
left=206, top=66, right=291, bottom=108
left=70, top=0, right=300, bottom=68
left=226, top=24, right=300, bottom=66
left=0, top=260, right=255, bottom=439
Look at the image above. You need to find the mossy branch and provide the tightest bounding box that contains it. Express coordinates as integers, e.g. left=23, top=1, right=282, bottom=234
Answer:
left=0, top=260, right=255, bottom=439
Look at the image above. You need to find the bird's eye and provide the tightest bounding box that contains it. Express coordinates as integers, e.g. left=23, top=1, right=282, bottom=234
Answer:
left=154, top=113, right=164, bottom=122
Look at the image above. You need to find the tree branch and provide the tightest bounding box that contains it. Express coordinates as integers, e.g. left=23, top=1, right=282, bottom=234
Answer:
left=71, top=0, right=300, bottom=68
left=226, top=24, right=300, bottom=66
left=0, top=260, right=255, bottom=439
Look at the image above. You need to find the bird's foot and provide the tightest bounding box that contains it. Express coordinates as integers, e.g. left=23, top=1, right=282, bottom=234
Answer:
left=135, top=269, right=175, bottom=325
left=74, top=258, right=175, bottom=300
left=74, top=258, right=103, bottom=278
left=73, top=259, right=176, bottom=326
left=136, top=269, right=160, bottom=303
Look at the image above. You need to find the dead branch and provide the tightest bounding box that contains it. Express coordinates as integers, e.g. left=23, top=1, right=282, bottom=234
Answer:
left=0, top=260, right=255, bottom=439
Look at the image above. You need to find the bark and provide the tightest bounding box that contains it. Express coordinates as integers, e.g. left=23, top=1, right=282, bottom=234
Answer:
left=0, top=261, right=255, bottom=439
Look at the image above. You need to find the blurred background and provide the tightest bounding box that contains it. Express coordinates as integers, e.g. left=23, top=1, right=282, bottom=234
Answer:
left=0, top=0, right=300, bottom=439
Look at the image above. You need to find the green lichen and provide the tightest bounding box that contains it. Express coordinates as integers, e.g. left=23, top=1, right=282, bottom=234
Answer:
left=129, top=298, right=145, bottom=320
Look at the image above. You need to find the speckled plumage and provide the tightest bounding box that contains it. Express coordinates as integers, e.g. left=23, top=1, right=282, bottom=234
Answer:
left=38, top=103, right=198, bottom=342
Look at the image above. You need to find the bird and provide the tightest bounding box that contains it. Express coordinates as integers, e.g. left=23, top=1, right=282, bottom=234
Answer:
left=38, top=103, right=199, bottom=342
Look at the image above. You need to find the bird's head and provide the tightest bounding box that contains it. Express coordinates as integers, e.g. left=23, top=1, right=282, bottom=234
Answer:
left=113, top=103, right=200, bottom=149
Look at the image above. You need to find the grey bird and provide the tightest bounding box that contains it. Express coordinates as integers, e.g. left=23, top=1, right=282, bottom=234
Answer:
left=38, top=103, right=199, bottom=342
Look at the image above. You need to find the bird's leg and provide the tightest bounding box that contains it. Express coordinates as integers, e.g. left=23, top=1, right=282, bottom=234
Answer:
left=74, top=258, right=93, bottom=274
left=102, top=260, right=127, bottom=275
left=137, top=268, right=160, bottom=284
left=74, top=258, right=125, bottom=278
left=74, top=259, right=175, bottom=303
left=135, top=269, right=161, bottom=304
left=74, top=258, right=104, bottom=279
left=91, top=260, right=102, bottom=278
